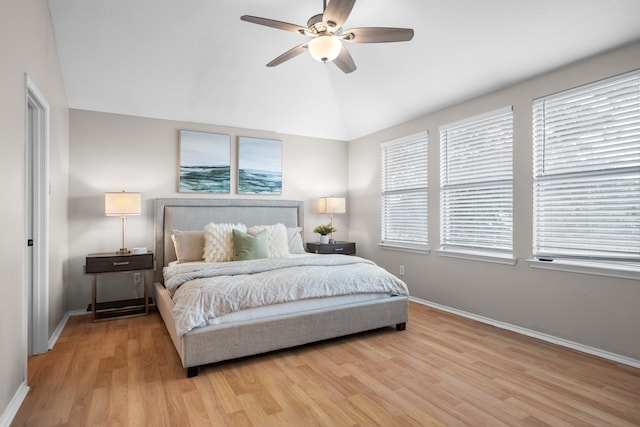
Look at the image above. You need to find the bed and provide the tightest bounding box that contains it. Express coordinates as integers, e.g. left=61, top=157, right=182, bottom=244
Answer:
left=154, top=198, right=409, bottom=377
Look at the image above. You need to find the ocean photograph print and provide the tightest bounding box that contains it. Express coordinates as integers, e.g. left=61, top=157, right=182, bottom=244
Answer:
left=238, top=136, right=282, bottom=195
left=179, top=130, right=231, bottom=193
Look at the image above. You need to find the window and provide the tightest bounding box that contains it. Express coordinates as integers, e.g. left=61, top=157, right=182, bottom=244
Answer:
left=533, top=70, right=640, bottom=271
left=380, top=131, right=428, bottom=252
left=439, top=107, right=514, bottom=262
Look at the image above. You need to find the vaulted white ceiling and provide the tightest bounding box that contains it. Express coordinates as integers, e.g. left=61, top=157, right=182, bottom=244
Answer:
left=49, top=0, right=640, bottom=141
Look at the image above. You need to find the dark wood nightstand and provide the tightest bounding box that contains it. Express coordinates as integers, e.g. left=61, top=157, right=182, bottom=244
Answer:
left=306, top=241, right=356, bottom=255
left=85, top=251, right=154, bottom=322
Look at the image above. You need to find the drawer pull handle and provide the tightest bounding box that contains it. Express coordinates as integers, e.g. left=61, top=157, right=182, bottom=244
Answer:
left=113, top=261, right=130, bottom=266
left=334, top=248, right=344, bottom=252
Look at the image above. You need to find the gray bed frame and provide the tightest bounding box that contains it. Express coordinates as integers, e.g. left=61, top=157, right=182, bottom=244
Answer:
left=154, top=198, right=408, bottom=377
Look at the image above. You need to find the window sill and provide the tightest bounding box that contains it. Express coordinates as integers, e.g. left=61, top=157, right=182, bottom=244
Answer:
left=527, top=259, right=640, bottom=280
left=437, top=249, right=517, bottom=265
left=378, top=243, right=430, bottom=255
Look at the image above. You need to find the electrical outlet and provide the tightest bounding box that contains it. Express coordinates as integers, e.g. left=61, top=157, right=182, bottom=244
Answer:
left=399, top=265, right=405, bottom=276
left=133, top=272, right=142, bottom=285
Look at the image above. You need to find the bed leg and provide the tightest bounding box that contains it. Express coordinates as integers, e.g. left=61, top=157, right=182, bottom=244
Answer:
left=396, top=322, right=406, bottom=331
left=187, top=366, right=199, bottom=378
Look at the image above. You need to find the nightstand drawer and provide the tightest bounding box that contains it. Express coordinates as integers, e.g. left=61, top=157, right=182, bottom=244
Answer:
left=86, top=252, right=154, bottom=274
left=306, top=242, right=356, bottom=255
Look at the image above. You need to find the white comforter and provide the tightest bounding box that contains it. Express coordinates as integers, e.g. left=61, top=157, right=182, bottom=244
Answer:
left=163, top=254, right=409, bottom=336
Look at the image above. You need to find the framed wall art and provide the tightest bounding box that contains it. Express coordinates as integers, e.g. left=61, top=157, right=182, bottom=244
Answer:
left=179, top=130, right=231, bottom=193
left=238, top=136, right=282, bottom=195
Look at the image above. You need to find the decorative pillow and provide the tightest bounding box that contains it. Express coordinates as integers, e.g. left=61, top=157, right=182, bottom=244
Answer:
left=171, top=230, right=205, bottom=263
left=203, top=223, right=247, bottom=262
left=286, top=227, right=306, bottom=254
left=233, top=229, right=269, bottom=261
left=247, top=223, right=290, bottom=257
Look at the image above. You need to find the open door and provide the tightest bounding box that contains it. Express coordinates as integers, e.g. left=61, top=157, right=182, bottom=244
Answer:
left=25, top=74, right=49, bottom=356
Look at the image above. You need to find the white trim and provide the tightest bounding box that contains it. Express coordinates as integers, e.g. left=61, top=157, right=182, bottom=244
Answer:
left=410, top=296, right=640, bottom=369
left=527, top=259, right=640, bottom=281
left=378, top=243, right=430, bottom=254
left=47, top=309, right=86, bottom=350
left=0, top=382, right=29, bottom=427
left=48, top=319, right=65, bottom=350
left=25, top=74, right=50, bottom=357
left=437, top=249, right=517, bottom=265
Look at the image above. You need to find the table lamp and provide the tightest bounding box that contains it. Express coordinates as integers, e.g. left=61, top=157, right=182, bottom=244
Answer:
left=318, top=196, right=346, bottom=243
left=105, top=191, right=141, bottom=254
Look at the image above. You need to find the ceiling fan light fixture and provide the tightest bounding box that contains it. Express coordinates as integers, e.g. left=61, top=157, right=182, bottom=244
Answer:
left=241, top=0, right=414, bottom=73
left=308, top=35, right=341, bottom=63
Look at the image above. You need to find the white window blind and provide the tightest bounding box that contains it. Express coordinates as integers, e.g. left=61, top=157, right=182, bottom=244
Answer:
left=533, top=70, right=640, bottom=265
left=381, top=131, right=428, bottom=250
left=440, top=107, right=513, bottom=255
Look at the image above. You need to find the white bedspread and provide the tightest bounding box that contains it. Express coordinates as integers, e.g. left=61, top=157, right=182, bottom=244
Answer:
left=163, top=254, right=409, bottom=336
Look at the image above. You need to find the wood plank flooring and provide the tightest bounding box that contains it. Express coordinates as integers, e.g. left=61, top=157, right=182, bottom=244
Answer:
left=12, top=302, right=640, bottom=426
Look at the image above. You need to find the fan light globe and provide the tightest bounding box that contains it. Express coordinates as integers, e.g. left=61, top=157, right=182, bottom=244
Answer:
left=308, top=35, right=341, bottom=63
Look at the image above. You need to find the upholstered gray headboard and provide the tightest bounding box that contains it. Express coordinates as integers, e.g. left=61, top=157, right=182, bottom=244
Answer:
left=154, top=198, right=304, bottom=282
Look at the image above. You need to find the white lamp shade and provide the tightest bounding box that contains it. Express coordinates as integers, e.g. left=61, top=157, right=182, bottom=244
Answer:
left=308, top=36, right=342, bottom=62
left=318, top=197, right=346, bottom=214
left=105, top=192, right=142, bottom=216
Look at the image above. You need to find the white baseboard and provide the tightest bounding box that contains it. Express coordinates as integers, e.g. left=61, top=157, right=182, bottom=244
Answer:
left=0, top=382, right=29, bottom=427
left=48, top=309, right=86, bottom=350
left=410, top=296, right=640, bottom=369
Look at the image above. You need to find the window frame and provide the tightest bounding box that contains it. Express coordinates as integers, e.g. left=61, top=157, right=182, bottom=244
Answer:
left=438, top=106, right=516, bottom=264
left=379, top=131, right=429, bottom=254
left=531, top=69, right=640, bottom=278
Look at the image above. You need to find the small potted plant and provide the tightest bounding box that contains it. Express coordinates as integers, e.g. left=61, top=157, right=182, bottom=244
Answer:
left=313, top=223, right=336, bottom=244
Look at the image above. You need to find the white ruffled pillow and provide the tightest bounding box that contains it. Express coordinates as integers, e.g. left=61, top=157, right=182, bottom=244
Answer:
left=286, top=227, right=306, bottom=254
left=203, top=223, right=247, bottom=262
left=247, top=223, right=290, bottom=257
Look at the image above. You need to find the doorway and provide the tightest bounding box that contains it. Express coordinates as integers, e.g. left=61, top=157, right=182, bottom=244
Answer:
left=25, top=74, right=49, bottom=356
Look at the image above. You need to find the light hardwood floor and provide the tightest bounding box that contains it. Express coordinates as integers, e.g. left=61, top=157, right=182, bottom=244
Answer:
left=13, top=302, right=640, bottom=426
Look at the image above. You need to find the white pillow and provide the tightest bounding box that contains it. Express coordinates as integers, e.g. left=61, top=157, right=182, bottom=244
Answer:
left=247, top=223, right=290, bottom=257
left=286, top=227, right=306, bottom=254
left=203, top=223, right=247, bottom=262
left=171, top=230, right=205, bottom=263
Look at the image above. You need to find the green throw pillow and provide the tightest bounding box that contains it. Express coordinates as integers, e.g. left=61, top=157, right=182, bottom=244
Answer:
left=233, top=229, right=269, bottom=261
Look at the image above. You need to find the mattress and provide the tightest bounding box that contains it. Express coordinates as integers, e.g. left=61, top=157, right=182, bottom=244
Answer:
left=207, top=292, right=388, bottom=325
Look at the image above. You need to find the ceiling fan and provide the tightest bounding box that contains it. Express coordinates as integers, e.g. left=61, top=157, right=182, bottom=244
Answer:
left=240, top=0, right=414, bottom=74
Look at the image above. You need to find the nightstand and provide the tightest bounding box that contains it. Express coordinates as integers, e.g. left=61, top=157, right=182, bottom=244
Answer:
left=85, top=251, right=154, bottom=322
left=306, top=241, right=356, bottom=255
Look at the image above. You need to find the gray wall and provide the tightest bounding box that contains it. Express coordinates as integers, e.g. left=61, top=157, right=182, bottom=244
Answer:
left=348, top=41, right=640, bottom=361
left=0, top=0, right=69, bottom=419
left=67, top=110, right=349, bottom=309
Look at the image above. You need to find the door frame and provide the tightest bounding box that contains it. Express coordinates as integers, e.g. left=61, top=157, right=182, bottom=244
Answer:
left=25, top=74, right=50, bottom=357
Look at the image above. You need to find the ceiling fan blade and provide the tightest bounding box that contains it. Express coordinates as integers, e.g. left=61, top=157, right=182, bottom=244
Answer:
left=343, top=27, right=414, bottom=43
left=333, top=45, right=356, bottom=74
left=266, top=43, right=308, bottom=67
left=322, top=0, right=356, bottom=28
left=241, top=15, right=307, bottom=34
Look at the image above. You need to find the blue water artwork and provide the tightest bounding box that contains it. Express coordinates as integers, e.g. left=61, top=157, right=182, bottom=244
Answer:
left=238, top=137, right=282, bottom=195
left=179, top=130, right=231, bottom=193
